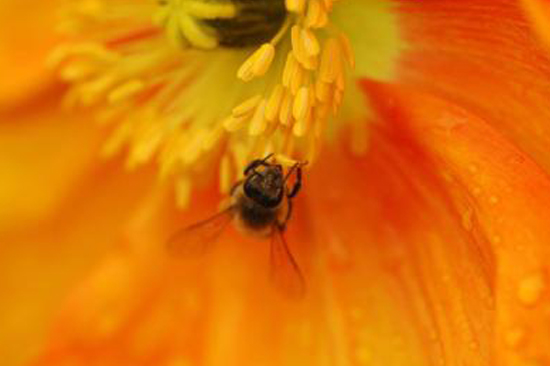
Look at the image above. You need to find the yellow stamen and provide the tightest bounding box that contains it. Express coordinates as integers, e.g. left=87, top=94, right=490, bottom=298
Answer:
left=319, top=38, right=341, bottom=83
left=238, top=43, right=276, bottom=81
left=202, top=126, right=225, bottom=152
left=290, top=26, right=308, bottom=67
left=282, top=53, right=297, bottom=88
left=182, top=128, right=207, bottom=165
left=60, top=62, right=96, bottom=82
left=108, top=80, right=145, bottom=104
left=285, top=0, right=306, bottom=14
left=293, top=112, right=311, bottom=137
left=293, top=86, right=311, bottom=121
left=48, top=43, right=119, bottom=67
left=55, top=0, right=364, bottom=200
left=232, top=95, right=262, bottom=117
left=252, top=43, right=276, bottom=76
left=182, top=1, right=237, bottom=19
left=301, top=28, right=320, bottom=56
left=338, top=33, right=355, bottom=69
left=265, top=85, right=285, bottom=122
left=336, top=72, right=345, bottom=91
left=249, top=99, right=268, bottom=136
left=224, top=115, right=249, bottom=132
left=177, top=13, right=218, bottom=49
left=290, top=62, right=305, bottom=95
left=315, top=80, right=332, bottom=102
left=279, top=92, right=294, bottom=126
left=332, top=89, right=343, bottom=114
left=237, top=54, right=257, bottom=82
left=305, top=0, right=328, bottom=28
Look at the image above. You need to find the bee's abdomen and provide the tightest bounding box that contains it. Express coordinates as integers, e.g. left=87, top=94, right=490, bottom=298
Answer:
left=204, top=0, right=286, bottom=47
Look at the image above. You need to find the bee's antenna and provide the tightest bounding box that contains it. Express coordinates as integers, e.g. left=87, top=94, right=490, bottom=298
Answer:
left=262, top=153, right=275, bottom=163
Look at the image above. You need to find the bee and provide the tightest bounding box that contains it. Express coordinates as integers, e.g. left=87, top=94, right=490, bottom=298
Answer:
left=168, top=154, right=306, bottom=298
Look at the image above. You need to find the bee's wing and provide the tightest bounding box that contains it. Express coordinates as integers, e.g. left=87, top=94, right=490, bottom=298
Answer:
left=167, top=207, right=235, bottom=257
left=269, top=225, right=306, bottom=299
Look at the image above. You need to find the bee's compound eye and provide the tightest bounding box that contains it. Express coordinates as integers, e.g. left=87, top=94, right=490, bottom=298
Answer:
left=204, top=0, right=287, bottom=48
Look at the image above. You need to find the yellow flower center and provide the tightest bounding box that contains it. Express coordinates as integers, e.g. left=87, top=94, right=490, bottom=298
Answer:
left=50, top=0, right=400, bottom=207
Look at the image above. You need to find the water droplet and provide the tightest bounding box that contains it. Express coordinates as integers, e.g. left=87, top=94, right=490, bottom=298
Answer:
left=517, top=272, right=546, bottom=306
left=504, top=327, right=524, bottom=349
left=489, top=195, right=499, bottom=205
left=472, top=186, right=483, bottom=197
left=468, top=164, right=479, bottom=174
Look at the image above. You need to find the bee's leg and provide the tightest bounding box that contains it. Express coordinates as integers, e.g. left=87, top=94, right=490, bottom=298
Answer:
left=281, top=199, right=293, bottom=229
left=229, top=180, right=243, bottom=197
left=287, top=166, right=302, bottom=199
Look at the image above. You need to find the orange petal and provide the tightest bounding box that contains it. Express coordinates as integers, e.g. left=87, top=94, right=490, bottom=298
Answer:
left=0, top=90, right=100, bottom=230
left=396, top=0, right=550, bottom=173
left=0, top=162, right=158, bottom=365
left=364, top=80, right=550, bottom=364
left=0, top=0, right=60, bottom=109
left=0, top=157, right=157, bottom=366
left=521, top=0, right=550, bottom=47
left=31, top=112, right=497, bottom=364
left=0, top=85, right=158, bottom=364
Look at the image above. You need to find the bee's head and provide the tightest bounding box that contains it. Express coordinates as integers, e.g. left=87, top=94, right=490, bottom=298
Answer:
left=244, top=164, right=284, bottom=208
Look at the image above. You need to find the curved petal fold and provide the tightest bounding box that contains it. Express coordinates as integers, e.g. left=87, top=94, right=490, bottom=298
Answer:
left=364, top=80, right=550, bottom=365
left=0, top=0, right=60, bottom=109
left=396, top=0, right=550, bottom=173
left=521, top=0, right=550, bottom=47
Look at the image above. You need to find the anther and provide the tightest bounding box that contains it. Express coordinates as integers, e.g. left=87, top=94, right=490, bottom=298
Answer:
left=319, top=38, right=341, bottom=83
left=232, top=95, right=262, bottom=117
left=252, top=43, right=276, bottom=76
left=301, top=28, right=320, bottom=56
left=224, top=115, right=249, bottom=132
left=279, top=92, right=293, bottom=126
left=238, top=43, right=276, bottom=81
left=338, top=34, right=355, bottom=68
left=293, top=86, right=311, bottom=121
left=266, top=85, right=285, bottom=122
left=249, top=100, right=268, bottom=135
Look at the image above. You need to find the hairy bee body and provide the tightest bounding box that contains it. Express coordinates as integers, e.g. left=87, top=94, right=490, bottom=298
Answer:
left=167, top=154, right=306, bottom=297
left=231, top=182, right=290, bottom=237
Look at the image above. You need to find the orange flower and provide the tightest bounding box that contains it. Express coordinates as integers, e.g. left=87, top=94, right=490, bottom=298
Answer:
left=2, top=1, right=550, bottom=365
